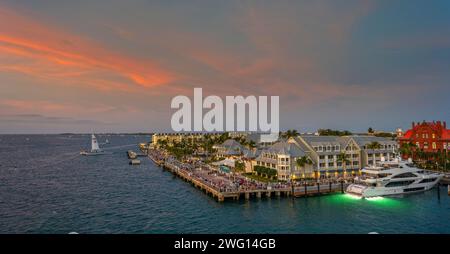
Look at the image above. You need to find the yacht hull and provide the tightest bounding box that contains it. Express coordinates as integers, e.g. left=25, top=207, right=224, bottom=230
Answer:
left=346, top=177, right=442, bottom=198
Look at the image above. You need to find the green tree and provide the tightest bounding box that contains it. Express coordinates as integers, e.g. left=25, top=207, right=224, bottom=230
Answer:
left=318, top=129, right=352, bottom=136
left=366, top=141, right=382, bottom=150
left=399, top=142, right=417, bottom=160
left=281, top=129, right=299, bottom=139
left=337, top=152, right=351, bottom=177
left=296, top=156, right=313, bottom=179
left=234, top=161, right=245, bottom=172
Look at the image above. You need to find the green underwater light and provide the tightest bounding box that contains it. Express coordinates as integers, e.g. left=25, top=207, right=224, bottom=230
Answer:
left=331, top=194, right=405, bottom=209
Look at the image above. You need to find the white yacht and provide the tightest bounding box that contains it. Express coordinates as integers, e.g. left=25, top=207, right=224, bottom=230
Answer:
left=80, top=134, right=107, bottom=156
left=346, top=158, right=443, bottom=198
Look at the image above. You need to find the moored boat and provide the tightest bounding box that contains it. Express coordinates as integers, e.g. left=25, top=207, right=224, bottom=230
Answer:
left=346, top=158, right=443, bottom=198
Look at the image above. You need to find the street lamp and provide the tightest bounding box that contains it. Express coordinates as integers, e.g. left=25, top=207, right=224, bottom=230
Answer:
left=291, top=174, right=296, bottom=198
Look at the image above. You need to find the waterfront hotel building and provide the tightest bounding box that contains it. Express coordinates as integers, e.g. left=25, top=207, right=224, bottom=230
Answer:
left=254, top=135, right=397, bottom=181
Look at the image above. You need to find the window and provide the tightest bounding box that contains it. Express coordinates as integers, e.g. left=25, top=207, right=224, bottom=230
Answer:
left=352, top=154, right=358, bottom=158
left=327, top=155, right=334, bottom=160
left=432, top=142, right=436, bottom=149
left=353, top=161, right=358, bottom=166
left=385, top=180, right=415, bottom=187
left=419, top=178, right=437, bottom=183
left=416, top=142, right=420, bottom=148
left=319, top=155, right=325, bottom=159
left=337, top=162, right=342, bottom=167
left=319, top=163, right=325, bottom=168
left=328, top=162, right=334, bottom=167
left=392, top=172, right=417, bottom=178
left=432, top=133, right=436, bottom=139
left=404, top=187, right=425, bottom=192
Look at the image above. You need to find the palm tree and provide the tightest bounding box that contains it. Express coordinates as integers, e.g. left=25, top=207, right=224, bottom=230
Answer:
left=337, top=152, right=351, bottom=178
left=366, top=141, right=382, bottom=150
left=296, top=156, right=313, bottom=180
left=157, top=139, right=168, bottom=149
left=399, top=142, right=417, bottom=160
left=281, top=129, right=299, bottom=139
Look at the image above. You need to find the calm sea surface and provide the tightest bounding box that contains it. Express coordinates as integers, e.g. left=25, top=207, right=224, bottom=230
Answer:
left=0, top=134, right=449, bottom=234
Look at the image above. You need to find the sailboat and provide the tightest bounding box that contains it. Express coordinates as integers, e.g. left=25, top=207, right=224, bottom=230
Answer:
left=80, top=134, right=107, bottom=156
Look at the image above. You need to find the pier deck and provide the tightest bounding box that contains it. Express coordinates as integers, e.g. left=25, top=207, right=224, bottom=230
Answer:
left=157, top=157, right=348, bottom=202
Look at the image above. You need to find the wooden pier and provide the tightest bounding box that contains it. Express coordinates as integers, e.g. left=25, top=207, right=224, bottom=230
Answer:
left=159, top=158, right=349, bottom=202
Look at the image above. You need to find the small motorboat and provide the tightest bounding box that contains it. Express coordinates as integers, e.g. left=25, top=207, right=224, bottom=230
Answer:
left=129, top=159, right=141, bottom=165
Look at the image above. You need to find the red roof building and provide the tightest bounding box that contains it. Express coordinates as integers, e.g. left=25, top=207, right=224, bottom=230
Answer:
left=399, top=121, right=450, bottom=157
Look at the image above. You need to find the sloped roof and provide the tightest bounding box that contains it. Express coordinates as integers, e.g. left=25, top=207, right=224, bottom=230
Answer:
left=264, top=141, right=307, bottom=157
left=215, top=139, right=247, bottom=155
left=401, top=130, right=413, bottom=139
left=350, top=136, right=396, bottom=147
left=299, top=135, right=349, bottom=147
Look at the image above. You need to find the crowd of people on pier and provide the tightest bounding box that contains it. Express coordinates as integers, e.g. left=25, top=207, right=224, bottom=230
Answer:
left=148, top=149, right=353, bottom=194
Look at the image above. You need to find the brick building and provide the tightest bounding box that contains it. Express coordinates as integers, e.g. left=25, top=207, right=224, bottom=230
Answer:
left=398, top=121, right=450, bottom=157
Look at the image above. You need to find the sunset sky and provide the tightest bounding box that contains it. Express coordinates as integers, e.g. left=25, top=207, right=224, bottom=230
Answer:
left=0, top=0, right=449, bottom=134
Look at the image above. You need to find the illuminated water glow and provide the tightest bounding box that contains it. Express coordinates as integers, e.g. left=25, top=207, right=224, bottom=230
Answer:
left=344, top=193, right=362, bottom=200
left=334, top=194, right=404, bottom=208
left=366, top=196, right=384, bottom=201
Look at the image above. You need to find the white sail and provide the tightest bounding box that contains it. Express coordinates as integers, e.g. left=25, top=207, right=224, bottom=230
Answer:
left=91, top=134, right=101, bottom=152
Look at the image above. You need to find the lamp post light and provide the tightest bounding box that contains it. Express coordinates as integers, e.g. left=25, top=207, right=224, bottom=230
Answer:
left=291, top=174, right=296, bottom=198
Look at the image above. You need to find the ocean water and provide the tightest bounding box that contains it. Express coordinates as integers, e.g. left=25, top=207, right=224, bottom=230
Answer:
left=0, top=134, right=449, bottom=234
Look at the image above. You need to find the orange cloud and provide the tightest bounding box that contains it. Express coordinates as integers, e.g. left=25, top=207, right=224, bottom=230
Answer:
left=0, top=6, right=176, bottom=92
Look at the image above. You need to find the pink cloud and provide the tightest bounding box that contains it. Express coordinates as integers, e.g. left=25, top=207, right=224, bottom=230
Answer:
left=0, top=6, right=177, bottom=92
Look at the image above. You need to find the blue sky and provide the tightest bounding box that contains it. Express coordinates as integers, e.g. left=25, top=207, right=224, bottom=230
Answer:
left=0, top=0, right=449, bottom=133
